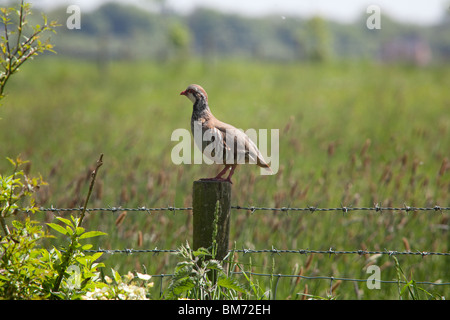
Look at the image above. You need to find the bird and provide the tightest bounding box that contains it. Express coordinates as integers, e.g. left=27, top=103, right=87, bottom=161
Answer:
left=180, top=84, right=272, bottom=183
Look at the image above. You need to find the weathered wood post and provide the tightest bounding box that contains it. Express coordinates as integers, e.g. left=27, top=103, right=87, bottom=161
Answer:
left=192, top=180, right=231, bottom=261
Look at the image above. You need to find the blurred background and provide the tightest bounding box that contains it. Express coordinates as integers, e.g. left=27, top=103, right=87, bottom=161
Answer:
left=16, top=0, right=450, bottom=64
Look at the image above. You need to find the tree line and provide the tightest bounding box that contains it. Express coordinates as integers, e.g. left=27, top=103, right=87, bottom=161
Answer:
left=45, top=2, right=450, bottom=64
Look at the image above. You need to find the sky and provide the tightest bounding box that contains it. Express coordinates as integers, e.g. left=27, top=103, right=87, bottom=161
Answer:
left=27, top=0, right=450, bottom=25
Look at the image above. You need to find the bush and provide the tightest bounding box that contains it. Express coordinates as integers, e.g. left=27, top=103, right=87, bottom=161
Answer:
left=0, top=2, right=155, bottom=300
left=0, top=218, right=56, bottom=299
left=0, top=157, right=105, bottom=299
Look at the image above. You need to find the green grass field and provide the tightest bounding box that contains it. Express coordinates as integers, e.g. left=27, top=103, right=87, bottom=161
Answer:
left=1, top=57, right=449, bottom=299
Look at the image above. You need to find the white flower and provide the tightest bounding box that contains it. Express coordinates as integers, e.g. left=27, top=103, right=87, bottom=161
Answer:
left=136, top=272, right=152, bottom=281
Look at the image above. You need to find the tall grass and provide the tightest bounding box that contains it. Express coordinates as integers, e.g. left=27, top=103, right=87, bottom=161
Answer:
left=0, top=58, right=448, bottom=299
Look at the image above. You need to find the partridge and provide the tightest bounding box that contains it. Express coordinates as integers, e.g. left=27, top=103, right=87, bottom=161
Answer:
left=180, top=84, right=272, bottom=183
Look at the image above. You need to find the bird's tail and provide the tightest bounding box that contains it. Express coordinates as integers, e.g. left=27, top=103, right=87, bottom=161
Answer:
left=257, top=159, right=273, bottom=174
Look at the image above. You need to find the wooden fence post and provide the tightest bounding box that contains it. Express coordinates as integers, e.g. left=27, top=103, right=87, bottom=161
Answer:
left=192, top=180, right=231, bottom=261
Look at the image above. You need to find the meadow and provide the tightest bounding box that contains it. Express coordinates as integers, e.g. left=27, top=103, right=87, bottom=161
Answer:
left=0, top=57, right=449, bottom=299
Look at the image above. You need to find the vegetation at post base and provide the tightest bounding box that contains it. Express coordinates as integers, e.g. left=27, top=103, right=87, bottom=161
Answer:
left=165, top=242, right=244, bottom=300
left=165, top=204, right=266, bottom=300
left=0, top=1, right=449, bottom=299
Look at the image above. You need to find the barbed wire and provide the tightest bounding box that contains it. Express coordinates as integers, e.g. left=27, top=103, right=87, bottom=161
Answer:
left=232, top=205, right=450, bottom=214
left=38, top=206, right=192, bottom=213
left=232, top=248, right=450, bottom=257
left=82, top=247, right=450, bottom=257
left=143, top=272, right=450, bottom=288
left=38, top=204, right=450, bottom=214
left=228, top=271, right=450, bottom=287
left=84, top=248, right=178, bottom=255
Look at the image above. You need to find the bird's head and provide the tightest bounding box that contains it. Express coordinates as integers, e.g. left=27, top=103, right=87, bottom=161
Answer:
left=180, top=84, right=208, bottom=104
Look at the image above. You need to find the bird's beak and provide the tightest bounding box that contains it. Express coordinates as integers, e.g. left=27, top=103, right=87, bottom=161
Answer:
left=180, top=90, right=187, bottom=96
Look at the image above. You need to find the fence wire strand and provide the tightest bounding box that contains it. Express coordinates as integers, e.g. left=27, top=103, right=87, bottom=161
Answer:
left=228, top=272, right=450, bottom=286
left=82, top=247, right=450, bottom=257
left=143, top=272, right=450, bottom=287
left=38, top=205, right=450, bottom=214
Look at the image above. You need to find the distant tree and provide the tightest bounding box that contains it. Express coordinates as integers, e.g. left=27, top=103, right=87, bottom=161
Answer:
left=169, top=21, right=191, bottom=60
left=304, top=16, right=333, bottom=62
left=99, top=3, right=155, bottom=36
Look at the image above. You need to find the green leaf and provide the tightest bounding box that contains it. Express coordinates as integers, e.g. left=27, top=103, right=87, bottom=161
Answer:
left=205, top=259, right=224, bottom=272
left=172, top=277, right=195, bottom=295
left=6, top=157, right=16, bottom=166
left=79, top=231, right=107, bottom=240
left=93, top=262, right=105, bottom=269
left=47, top=222, right=68, bottom=235
left=193, top=247, right=210, bottom=257
left=65, top=225, right=74, bottom=236
left=217, top=276, right=247, bottom=294
left=174, top=262, right=194, bottom=277
left=71, top=216, right=80, bottom=227
left=52, top=247, right=63, bottom=261
left=89, top=252, right=103, bottom=263
left=11, top=219, right=24, bottom=229
left=76, top=256, right=89, bottom=268
left=56, top=217, right=73, bottom=228
left=81, top=244, right=93, bottom=250
left=75, top=226, right=85, bottom=236
left=112, top=268, right=121, bottom=283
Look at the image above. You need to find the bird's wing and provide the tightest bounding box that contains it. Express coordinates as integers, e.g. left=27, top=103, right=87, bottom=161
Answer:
left=211, top=118, right=271, bottom=168
left=199, top=119, right=229, bottom=164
